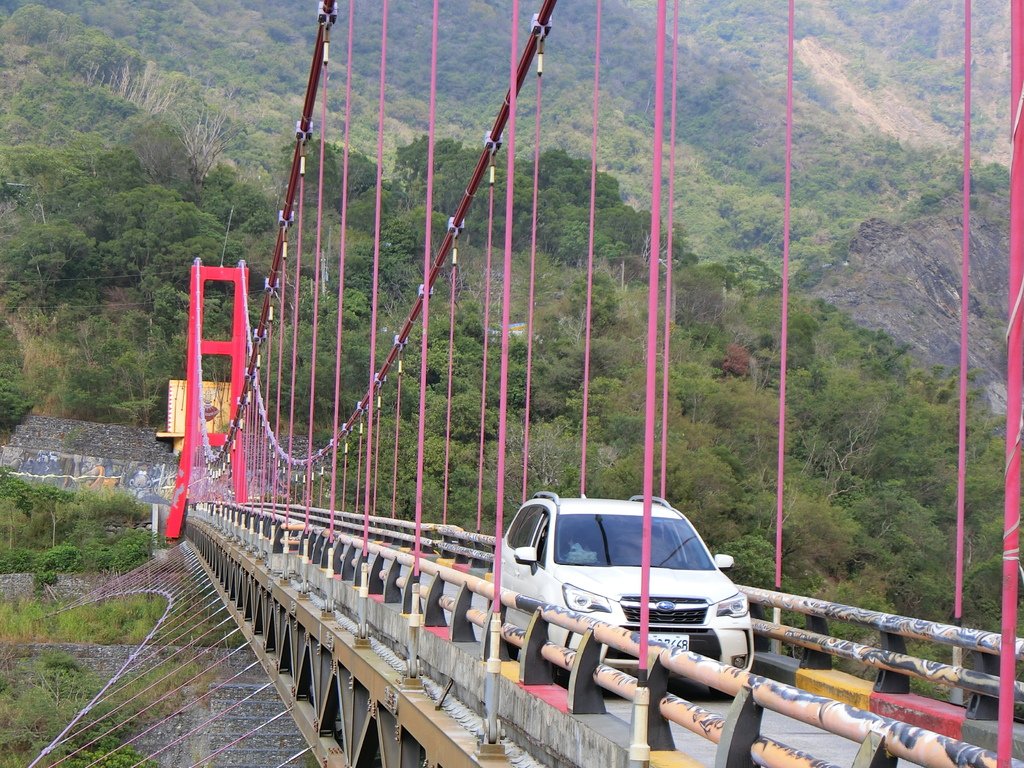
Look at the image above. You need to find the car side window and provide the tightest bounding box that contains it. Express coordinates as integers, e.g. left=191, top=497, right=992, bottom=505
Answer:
left=507, top=505, right=547, bottom=550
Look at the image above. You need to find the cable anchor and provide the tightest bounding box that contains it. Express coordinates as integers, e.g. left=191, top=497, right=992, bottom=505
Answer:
left=295, top=120, right=314, bottom=143
left=531, top=13, right=552, bottom=38
left=318, top=0, right=338, bottom=26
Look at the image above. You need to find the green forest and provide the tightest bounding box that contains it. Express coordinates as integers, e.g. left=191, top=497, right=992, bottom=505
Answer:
left=0, top=2, right=1015, bottom=638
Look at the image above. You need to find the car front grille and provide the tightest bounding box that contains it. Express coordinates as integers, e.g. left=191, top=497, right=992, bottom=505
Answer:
left=619, top=596, right=708, bottom=626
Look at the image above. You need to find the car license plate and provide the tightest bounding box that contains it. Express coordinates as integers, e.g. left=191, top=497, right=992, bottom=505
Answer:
left=650, top=633, right=689, bottom=652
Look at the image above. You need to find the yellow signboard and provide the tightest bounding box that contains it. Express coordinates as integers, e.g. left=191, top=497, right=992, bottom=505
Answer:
left=157, top=379, right=233, bottom=453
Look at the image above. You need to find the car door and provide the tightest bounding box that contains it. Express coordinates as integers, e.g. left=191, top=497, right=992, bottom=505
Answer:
left=502, top=503, right=550, bottom=627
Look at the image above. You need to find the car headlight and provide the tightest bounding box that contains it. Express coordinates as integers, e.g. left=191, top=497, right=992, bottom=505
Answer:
left=562, top=584, right=612, bottom=614
left=716, top=592, right=749, bottom=618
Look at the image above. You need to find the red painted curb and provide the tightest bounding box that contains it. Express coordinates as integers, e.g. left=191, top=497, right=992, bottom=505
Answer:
left=519, top=683, right=569, bottom=713
left=869, top=692, right=965, bottom=740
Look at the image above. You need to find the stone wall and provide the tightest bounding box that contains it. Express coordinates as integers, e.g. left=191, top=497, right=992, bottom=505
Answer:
left=0, top=415, right=177, bottom=505
left=0, top=572, right=109, bottom=601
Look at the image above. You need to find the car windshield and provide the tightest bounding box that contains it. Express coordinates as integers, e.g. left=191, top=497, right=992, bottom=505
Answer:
left=553, top=513, right=715, bottom=569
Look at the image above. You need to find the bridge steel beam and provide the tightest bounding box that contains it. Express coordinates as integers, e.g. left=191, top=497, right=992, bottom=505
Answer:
left=186, top=517, right=638, bottom=768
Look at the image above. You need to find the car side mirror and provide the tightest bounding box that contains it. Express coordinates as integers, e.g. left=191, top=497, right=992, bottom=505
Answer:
left=514, top=546, right=538, bottom=565
left=714, top=554, right=734, bottom=570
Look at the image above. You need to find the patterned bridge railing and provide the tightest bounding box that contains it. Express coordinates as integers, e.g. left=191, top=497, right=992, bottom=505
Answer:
left=187, top=501, right=1020, bottom=768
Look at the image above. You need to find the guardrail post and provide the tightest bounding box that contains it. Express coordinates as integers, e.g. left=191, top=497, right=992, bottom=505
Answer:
left=367, top=552, right=386, bottom=596
left=340, top=542, right=357, bottom=581
left=383, top=559, right=403, bottom=604
left=715, top=687, right=762, bottom=768
left=481, top=606, right=511, bottom=662
left=449, top=584, right=477, bottom=642
left=423, top=576, right=448, bottom=628
left=966, top=651, right=999, bottom=720
left=519, top=609, right=553, bottom=685
left=567, top=629, right=605, bottom=714
left=852, top=730, right=898, bottom=768
left=801, top=615, right=832, bottom=670
left=644, top=657, right=675, bottom=751
left=402, top=571, right=419, bottom=614
left=873, top=631, right=910, bottom=694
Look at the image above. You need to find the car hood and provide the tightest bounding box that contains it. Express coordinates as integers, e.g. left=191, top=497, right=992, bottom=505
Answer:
left=550, top=563, right=739, bottom=604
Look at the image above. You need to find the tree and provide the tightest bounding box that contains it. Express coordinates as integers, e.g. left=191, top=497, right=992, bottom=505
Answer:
left=174, top=105, right=238, bottom=192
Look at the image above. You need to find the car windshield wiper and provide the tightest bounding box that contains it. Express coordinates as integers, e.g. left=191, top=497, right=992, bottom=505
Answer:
left=656, top=533, right=697, bottom=568
left=594, top=514, right=612, bottom=566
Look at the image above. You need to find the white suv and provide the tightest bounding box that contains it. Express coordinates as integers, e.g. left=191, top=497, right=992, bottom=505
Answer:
left=501, top=493, right=753, bottom=669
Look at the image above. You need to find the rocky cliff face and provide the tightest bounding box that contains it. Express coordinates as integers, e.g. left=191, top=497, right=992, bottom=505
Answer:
left=812, top=213, right=1008, bottom=410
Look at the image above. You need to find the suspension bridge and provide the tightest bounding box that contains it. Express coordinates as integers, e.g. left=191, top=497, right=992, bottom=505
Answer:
left=21, top=0, right=1024, bottom=766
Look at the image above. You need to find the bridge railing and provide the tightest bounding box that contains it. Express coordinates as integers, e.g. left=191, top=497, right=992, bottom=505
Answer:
left=741, top=585, right=1023, bottom=720
left=190, top=501, right=1016, bottom=768
left=256, top=502, right=496, bottom=568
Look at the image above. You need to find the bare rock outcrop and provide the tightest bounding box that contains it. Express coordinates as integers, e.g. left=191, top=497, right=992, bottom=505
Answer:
left=813, top=214, right=1008, bottom=410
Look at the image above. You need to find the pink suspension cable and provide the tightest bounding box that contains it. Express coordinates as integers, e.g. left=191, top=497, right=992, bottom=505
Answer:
left=579, top=0, right=602, bottom=496
left=304, top=58, right=330, bottom=526
left=340, top=439, right=350, bottom=518
left=327, top=0, right=357, bottom=538
left=476, top=165, right=497, bottom=532
left=522, top=53, right=543, bottom=502
left=272, top=247, right=288, bottom=516
left=775, top=0, right=795, bottom=591
left=639, top=0, right=669, bottom=677
left=353, top=427, right=364, bottom=516
left=659, top=0, right=680, bottom=498
left=1000, top=1, right=1024, bottom=761
left=363, top=0, right=390, bottom=550
left=391, top=360, right=404, bottom=518
left=442, top=255, right=458, bottom=525
left=954, top=0, right=972, bottom=625
left=372, top=392, right=384, bottom=513
left=284, top=165, right=306, bottom=510
left=413, top=0, right=441, bottom=576
left=492, top=0, right=520, bottom=611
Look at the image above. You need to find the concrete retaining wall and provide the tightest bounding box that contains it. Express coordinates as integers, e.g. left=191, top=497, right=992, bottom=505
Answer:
left=0, top=415, right=177, bottom=505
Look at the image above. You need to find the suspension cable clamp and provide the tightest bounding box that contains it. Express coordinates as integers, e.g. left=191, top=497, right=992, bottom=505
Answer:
left=417, top=283, right=435, bottom=298
left=393, top=334, right=407, bottom=351
left=531, top=13, right=552, bottom=38
left=318, top=1, right=337, bottom=26
left=447, top=216, right=464, bottom=235
left=373, top=374, right=383, bottom=393
left=295, top=120, right=313, bottom=143
left=278, top=210, right=295, bottom=228
left=484, top=131, right=503, bottom=154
